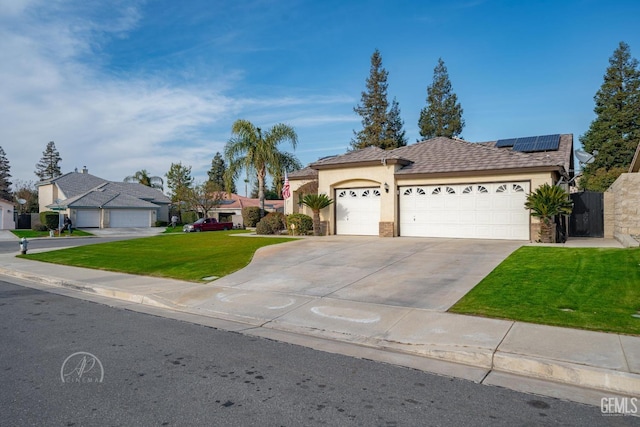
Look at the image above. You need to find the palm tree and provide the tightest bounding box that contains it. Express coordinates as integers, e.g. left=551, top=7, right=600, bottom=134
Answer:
left=524, top=183, right=573, bottom=243
left=124, top=169, right=164, bottom=191
left=301, top=194, right=334, bottom=236
left=225, top=119, right=298, bottom=215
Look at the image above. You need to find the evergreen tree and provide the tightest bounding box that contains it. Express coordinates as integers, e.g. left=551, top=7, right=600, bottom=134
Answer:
left=418, top=58, right=465, bottom=139
left=386, top=97, right=407, bottom=148
left=208, top=152, right=236, bottom=193
left=35, top=141, right=62, bottom=180
left=352, top=49, right=406, bottom=150
left=580, top=41, right=640, bottom=191
left=0, top=146, right=12, bottom=201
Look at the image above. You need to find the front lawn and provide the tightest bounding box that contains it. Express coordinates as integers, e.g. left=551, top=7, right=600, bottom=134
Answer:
left=20, top=230, right=297, bottom=282
left=12, top=229, right=93, bottom=238
left=449, top=246, right=640, bottom=335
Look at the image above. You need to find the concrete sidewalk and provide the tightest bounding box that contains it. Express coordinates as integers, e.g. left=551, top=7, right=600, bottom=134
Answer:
left=1, top=238, right=638, bottom=408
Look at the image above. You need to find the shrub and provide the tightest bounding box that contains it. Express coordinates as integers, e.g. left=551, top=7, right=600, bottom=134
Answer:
left=242, top=207, right=262, bottom=227
left=256, top=212, right=286, bottom=235
left=286, top=213, right=313, bottom=235
left=155, top=221, right=168, bottom=227
left=39, top=211, right=57, bottom=226
left=181, top=211, right=198, bottom=224
left=32, top=223, right=48, bottom=232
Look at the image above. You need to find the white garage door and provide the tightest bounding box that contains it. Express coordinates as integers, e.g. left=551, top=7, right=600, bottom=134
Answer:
left=110, top=210, right=151, bottom=228
left=400, top=182, right=530, bottom=240
left=335, top=188, right=381, bottom=236
left=75, top=210, right=100, bottom=228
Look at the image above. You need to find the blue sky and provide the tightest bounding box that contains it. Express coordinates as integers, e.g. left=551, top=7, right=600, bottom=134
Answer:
left=2, top=0, right=640, bottom=192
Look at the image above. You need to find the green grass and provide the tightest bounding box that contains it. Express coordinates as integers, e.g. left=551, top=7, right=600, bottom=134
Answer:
left=450, top=246, right=640, bottom=335
left=21, top=230, right=297, bottom=282
left=12, top=229, right=93, bottom=238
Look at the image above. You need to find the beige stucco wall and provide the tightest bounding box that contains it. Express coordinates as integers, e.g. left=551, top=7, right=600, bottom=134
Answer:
left=38, top=183, right=61, bottom=212
left=0, top=200, right=15, bottom=230
left=606, top=173, right=640, bottom=237
left=286, top=178, right=321, bottom=218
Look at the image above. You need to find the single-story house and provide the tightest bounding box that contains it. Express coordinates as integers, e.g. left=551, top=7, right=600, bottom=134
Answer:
left=206, top=194, right=284, bottom=226
left=38, top=168, right=170, bottom=228
left=286, top=134, right=574, bottom=241
left=0, top=198, right=15, bottom=230
left=605, top=142, right=640, bottom=243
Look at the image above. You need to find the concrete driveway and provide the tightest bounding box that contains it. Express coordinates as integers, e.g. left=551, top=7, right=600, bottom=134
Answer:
left=213, top=236, right=524, bottom=311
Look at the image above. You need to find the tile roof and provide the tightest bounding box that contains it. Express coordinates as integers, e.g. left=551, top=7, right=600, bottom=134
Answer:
left=288, top=167, right=318, bottom=179
left=304, top=135, right=573, bottom=176
left=216, top=194, right=284, bottom=211
left=41, top=172, right=108, bottom=198
left=310, top=146, right=409, bottom=168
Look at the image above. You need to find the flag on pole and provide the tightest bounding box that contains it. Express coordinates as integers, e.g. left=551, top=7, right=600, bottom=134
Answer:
left=282, top=171, right=291, bottom=199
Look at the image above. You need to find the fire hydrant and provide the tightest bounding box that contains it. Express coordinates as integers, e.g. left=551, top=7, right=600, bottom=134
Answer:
left=19, top=237, right=28, bottom=255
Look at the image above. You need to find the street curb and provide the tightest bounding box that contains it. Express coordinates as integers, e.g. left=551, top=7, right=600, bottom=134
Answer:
left=2, top=266, right=639, bottom=398
left=0, top=267, right=173, bottom=310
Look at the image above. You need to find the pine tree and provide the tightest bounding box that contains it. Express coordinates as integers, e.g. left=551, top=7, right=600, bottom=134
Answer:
left=165, top=162, right=193, bottom=202
left=351, top=50, right=406, bottom=150
left=385, top=97, right=407, bottom=148
left=580, top=41, right=640, bottom=191
left=208, top=152, right=236, bottom=193
left=418, top=58, right=465, bottom=139
left=0, top=146, right=12, bottom=201
left=35, top=141, right=62, bottom=180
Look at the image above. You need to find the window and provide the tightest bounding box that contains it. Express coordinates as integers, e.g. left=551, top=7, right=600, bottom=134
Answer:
left=477, top=185, right=488, bottom=193
left=349, top=190, right=357, bottom=197
left=416, top=188, right=426, bottom=195
left=513, top=184, right=525, bottom=192
left=338, top=191, right=346, bottom=198
left=373, top=189, right=381, bottom=196
left=496, top=184, right=507, bottom=193
left=432, top=187, right=442, bottom=195
left=462, top=186, right=473, bottom=194
left=446, top=186, right=456, bottom=194
left=403, top=188, right=413, bottom=196
left=362, top=190, right=370, bottom=197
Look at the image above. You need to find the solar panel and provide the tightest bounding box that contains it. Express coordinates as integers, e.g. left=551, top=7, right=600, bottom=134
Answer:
left=496, top=138, right=517, bottom=147
left=512, top=134, right=561, bottom=152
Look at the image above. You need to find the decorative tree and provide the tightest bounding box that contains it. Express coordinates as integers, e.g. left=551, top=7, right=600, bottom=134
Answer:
left=580, top=41, right=640, bottom=191
left=352, top=49, right=406, bottom=150
left=208, top=152, right=236, bottom=194
left=124, top=169, right=164, bottom=191
left=186, top=181, right=226, bottom=218
left=35, top=141, right=62, bottom=180
left=225, top=119, right=298, bottom=216
left=301, top=194, right=334, bottom=236
left=418, top=58, right=465, bottom=139
left=524, top=183, right=573, bottom=243
left=13, top=180, right=39, bottom=213
left=0, top=146, right=12, bottom=201
left=165, top=162, right=193, bottom=220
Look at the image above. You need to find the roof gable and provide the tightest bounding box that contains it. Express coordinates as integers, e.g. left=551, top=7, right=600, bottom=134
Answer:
left=43, top=172, right=108, bottom=198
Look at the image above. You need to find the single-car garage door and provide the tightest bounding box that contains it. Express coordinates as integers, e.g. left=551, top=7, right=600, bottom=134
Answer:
left=75, top=209, right=100, bottom=228
left=400, top=182, right=530, bottom=240
left=335, top=187, right=381, bottom=236
left=110, top=209, right=151, bottom=228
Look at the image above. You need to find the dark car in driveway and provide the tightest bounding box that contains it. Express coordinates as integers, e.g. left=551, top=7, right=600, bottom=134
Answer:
left=183, top=218, right=233, bottom=232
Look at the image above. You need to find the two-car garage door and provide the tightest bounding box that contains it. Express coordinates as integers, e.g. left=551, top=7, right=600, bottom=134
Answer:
left=399, top=182, right=530, bottom=240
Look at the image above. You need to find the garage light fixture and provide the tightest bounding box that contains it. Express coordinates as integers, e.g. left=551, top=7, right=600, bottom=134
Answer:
left=383, top=182, right=389, bottom=193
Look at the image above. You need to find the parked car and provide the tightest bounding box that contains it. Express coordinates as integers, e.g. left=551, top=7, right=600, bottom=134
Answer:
left=183, top=218, right=233, bottom=232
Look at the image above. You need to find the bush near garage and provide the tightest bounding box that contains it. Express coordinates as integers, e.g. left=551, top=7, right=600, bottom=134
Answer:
left=256, top=212, right=287, bottom=235
left=32, top=223, right=48, bottom=232
left=286, top=213, right=313, bottom=235
left=181, top=211, right=198, bottom=225
left=242, top=207, right=262, bottom=227
left=40, top=211, right=59, bottom=230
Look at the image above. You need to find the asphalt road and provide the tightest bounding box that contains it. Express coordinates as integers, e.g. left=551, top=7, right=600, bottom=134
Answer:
left=0, top=280, right=626, bottom=426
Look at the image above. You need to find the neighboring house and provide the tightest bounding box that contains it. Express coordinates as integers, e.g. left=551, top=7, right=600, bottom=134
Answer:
left=604, top=143, right=640, bottom=244
left=38, top=168, right=170, bottom=228
left=205, top=194, right=284, bottom=226
left=0, top=198, right=15, bottom=230
left=286, top=134, right=574, bottom=240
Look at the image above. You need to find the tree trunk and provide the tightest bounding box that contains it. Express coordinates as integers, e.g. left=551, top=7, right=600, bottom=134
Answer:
left=539, top=219, right=555, bottom=243
left=257, top=168, right=266, bottom=218
left=312, top=210, right=321, bottom=236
